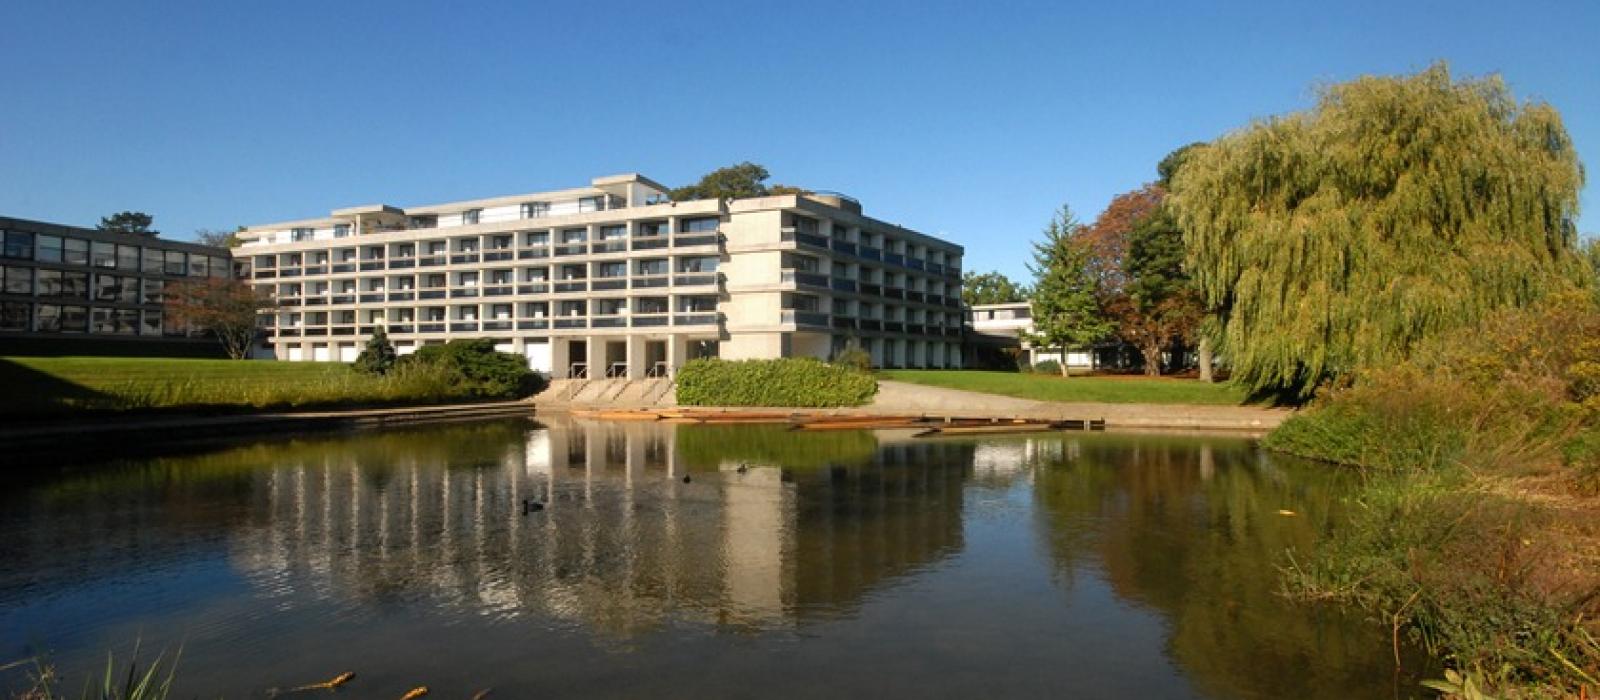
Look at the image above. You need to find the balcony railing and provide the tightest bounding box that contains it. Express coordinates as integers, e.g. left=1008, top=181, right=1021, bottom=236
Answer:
left=518, top=248, right=550, bottom=260
left=450, top=288, right=479, bottom=298
left=592, top=317, right=626, bottom=328
left=517, top=319, right=550, bottom=330
left=631, top=276, right=669, bottom=288
left=673, top=313, right=718, bottom=326
left=554, top=244, right=587, bottom=257
left=360, top=261, right=385, bottom=271
left=450, top=322, right=479, bottom=332
left=673, top=273, right=717, bottom=287
left=591, top=241, right=626, bottom=254
left=830, top=240, right=857, bottom=255
left=418, top=290, right=446, bottom=300
left=554, top=281, right=587, bottom=293
left=631, top=314, right=669, bottom=327
left=592, top=279, right=627, bottom=291
left=630, top=237, right=668, bottom=250
left=673, top=234, right=718, bottom=248
left=517, top=283, right=549, bottom=294
left=782, top=310, right=830, bottom=327
left=554, top=318, right=587, bottom=329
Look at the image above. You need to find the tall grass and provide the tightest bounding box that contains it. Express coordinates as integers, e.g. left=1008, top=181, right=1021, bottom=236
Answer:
left=14, top=642, right=179, bottom=699
left=1268, top=294, right=1600, bottom=695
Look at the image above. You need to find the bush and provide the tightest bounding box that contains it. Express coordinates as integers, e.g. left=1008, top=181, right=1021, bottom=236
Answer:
left=676, top=357, right=877, bottom=407
left=1269, top=293, right=1600, bottom=694
left=832, top=344, right=872, bottom=373
left=353, top=327, right=397, bottom=375
left=1032, top=360, right=1061, bottom=375
left=403, top=339, right=546, bottom=399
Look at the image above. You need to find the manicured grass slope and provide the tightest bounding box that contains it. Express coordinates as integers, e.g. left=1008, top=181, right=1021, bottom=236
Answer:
left=1, top=356, right=458, bottom=415
left=878, top=370, right=1249, bottom=405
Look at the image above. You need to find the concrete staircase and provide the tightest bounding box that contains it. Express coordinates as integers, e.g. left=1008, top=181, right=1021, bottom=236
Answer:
left=536, top=378, right=676, bottom=409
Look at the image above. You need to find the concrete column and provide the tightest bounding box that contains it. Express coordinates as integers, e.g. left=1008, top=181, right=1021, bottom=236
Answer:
left=552, top=337, right=571, bottom=378
left=668, top=335, right=689, bottom=376
left=585, top=335, right=605, bottom=378
left=625, top=334, right=645, bottom=379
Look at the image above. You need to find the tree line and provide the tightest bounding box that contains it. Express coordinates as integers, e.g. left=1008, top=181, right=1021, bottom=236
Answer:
left=976, top=62, right=1595, bottom=397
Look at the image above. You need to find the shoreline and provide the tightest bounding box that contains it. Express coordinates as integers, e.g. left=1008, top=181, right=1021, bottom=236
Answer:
left=0, top=401, right=536, bottom=461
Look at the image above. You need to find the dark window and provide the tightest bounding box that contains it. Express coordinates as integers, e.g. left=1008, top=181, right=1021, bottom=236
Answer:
left=291, top=228, right=314, bottom=242
left=333, top=224, right=351, bottom=238
left=115, top=308, right=140, bottom=334
left=91, top=241, right=116, bottom=268
left=678, top=296, right=717, bottom=312
left=599, top=225, right=626, bottom=240
left=3, top=231, right=34, bottom=259
left=59, top=305, right=88, bottom=332
left=165, top=250, right=186, bottom=275
left=190, top=254, right=208, bottom=277
left=678, top=217, right=719, bottom=233
left=117, top=245, right=140, bottom=270
left=35, top=304, right=61, bottom=331
left=521, top=202, right=549, bottom=219
left=462, top=209, right=481, bottom=225
left=95, top=274, right=123, bottom=302
left=141, top=247, right=164, bottom=274
left=62, top=238, right=88, bottom=265
left=142, top=279, right=164, bottom=304
left=638, top=221, right=666, bottom=237
left=3, top=266, right=33, bottom=295
left=0, top=301, right=29, bottom=330
left=91, top=307, right=114, bottom=333
left=677, top=256, right=719, bottom=273
left=141, top=309, right=162, bottom=335
left=36, top=235, right=63, bottom=263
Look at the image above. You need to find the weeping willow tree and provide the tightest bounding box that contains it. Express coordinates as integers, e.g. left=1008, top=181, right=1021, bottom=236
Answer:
left=1169, top=63, right=1588, bottom=397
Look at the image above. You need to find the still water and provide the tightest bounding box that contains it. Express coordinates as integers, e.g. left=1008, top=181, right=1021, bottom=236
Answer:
left=1, top=418, right=1429, bottom=698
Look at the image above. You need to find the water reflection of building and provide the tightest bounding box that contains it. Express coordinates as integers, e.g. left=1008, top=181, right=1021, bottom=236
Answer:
left=226, top=420, right=971, bottom=635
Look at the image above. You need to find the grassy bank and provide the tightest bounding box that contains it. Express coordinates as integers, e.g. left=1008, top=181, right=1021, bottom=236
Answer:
left=879, top=369, right=1251, bottom=405
left=677, top=358, right=876, bottom=407
left=1, top=356, right=502, bottom=417
left=1265, top=295, right=1600, bottom=697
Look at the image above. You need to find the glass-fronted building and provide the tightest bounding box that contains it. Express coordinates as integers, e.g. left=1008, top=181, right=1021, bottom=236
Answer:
left=0, top=216, right=233, bottom=355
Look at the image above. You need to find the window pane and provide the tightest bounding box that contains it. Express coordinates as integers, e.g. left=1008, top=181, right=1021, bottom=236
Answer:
left=36, top=235, right=63, bottom=263
left=165, top=250, right=186, bottom=275
left=63, top=238, right=88, bottom=265
left=141, top=309, right=162, bottom=335
left=141, top=247, right=164, bottom=274
left=3, top=266, right=33, bottom=294
left=91, top=241, right=116, bottom=268
left=117, top=245, right=140, bottom=270
left=62, top=271, right=88, bottom=298
left=190, top=255, right=208, bottom=277
left=0, top=301, right=29, bottom=330
left=35, top=304, right=60, bottom=331
left=142, top=278, right=164, bottom=304
left=4, top=231, right=35, bottom=259
left=60, top=305, right=88, bottom=332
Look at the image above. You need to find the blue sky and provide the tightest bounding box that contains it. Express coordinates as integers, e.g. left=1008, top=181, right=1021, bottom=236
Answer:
left=2, top=0, right=1595, bottom=280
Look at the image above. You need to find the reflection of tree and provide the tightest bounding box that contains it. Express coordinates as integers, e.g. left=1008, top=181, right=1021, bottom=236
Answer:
left=2, top=420, right=972, bottom=644
left=675, top=424, right=878, bottom=469
left=1031, top=435, right=1421, bottom=699
left=785, top=441, right=971, bottom=617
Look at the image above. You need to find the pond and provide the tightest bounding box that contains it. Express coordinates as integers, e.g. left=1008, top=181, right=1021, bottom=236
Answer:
left=0, top=418, right=1432, bottom=698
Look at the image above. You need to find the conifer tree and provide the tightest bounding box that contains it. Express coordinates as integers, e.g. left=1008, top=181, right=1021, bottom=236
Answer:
left=1028, top=205, right=1113, bottom=376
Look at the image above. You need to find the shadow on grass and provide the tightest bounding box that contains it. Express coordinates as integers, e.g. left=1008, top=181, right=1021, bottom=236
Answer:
left=0, top=358, right=114, bottom=416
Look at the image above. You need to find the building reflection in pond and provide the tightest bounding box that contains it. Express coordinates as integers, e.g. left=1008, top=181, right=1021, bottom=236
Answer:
left=223, top=418, right=970, bottom=636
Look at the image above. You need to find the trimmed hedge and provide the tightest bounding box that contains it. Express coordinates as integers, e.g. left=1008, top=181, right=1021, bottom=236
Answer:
left=675, top=357, right=877, bottom=407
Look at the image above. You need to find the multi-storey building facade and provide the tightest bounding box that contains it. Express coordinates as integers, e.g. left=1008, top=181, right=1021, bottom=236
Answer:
left=238, top=174, right=964, bottom=376
left=0, top=216, right=233, bottom=355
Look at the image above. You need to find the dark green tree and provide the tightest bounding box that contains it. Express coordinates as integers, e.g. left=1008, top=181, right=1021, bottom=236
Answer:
left=1116, top=205, right=1201, bottom=376
left=98, top=211, right=157, bottom=236
left=354, top=326, right=398, bottom=375
left=1170, top=63, right=1589, bottom=397
left=671, top=162, right=807, bottom=201
left=1027, top=205, right=1113, bottom=376
left=194, top=227, right=242, bottom=248
left=961, top=270, right=1030, bottom=306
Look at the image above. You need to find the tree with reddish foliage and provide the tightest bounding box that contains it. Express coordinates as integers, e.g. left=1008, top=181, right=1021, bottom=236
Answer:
left=1081, top=185, right=1201, bottom=376
left=165, top=277, right=279, bottom=359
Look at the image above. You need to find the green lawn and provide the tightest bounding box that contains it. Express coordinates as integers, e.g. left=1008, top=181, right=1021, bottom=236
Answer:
left=878, top=370, right=1251, bottom=406
left=0, top=356, right=457, bottom=416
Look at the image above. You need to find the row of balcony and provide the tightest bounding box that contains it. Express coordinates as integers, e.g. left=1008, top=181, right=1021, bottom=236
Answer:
left=781, top=230, right=961, bottom=279
left=271, top=275, right=720, bottom=305
left=270, top=314, right=723, bottom=337
left=781, top=271, right=963, bottom=309
left=252, top=236, right=721, bottom=275
left=780, top=310, right=962, bottom=337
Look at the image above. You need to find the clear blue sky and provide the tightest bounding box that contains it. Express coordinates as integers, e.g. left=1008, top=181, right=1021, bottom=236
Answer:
left=2, top=0, right=1595, bottom=280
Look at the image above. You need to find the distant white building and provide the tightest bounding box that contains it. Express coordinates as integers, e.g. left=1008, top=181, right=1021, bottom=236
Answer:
left=965, top=301, right=1092, bottom=370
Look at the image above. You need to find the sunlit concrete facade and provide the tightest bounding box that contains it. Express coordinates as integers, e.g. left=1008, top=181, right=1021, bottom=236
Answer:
left=238, top=174, right=964, bottom=374
left=966, top=300, right=1092, bottom=368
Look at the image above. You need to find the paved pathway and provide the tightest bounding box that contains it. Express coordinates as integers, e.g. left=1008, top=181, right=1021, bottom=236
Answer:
left=865, top=380, right=1290, bottom=431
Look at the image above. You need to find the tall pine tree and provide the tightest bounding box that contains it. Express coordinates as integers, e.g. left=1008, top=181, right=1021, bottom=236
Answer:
left=1028, top=205, right=1113, bottom=376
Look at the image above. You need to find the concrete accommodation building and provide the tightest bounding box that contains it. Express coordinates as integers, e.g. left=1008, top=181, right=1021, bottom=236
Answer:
left=966, top=300, right=1093, bottom=369
left=0, top=215, right=233, bottom=355
left=238, top=174, right=964, bottom=376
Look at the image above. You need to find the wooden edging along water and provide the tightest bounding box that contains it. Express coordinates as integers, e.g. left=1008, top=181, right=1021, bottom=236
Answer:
left=567, top=407, right=1107, bottom=437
